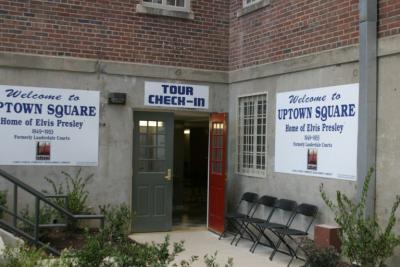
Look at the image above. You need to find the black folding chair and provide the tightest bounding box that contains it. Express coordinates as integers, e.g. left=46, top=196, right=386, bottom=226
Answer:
left=232, top=195, right=277, bottom=247
left=249, top=198, right=298, bottom=253
left=218, top=192, right=259, bottom=241
left=269, top=203, right=318, bottom=267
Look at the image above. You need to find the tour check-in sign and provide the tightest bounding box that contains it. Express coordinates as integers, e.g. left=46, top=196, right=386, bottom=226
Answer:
left=144, top=81, right=209, bottom=109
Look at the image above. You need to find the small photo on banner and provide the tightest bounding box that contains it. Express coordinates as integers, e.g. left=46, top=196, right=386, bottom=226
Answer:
left=36, top=142, right=51, bottom=161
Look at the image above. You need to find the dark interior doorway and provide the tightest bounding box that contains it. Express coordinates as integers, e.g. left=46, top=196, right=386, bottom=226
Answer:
left=173, top=116, right=209, bottom=228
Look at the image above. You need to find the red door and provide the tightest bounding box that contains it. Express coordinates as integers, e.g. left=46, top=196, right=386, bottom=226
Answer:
left=208, top=113, right=227, bottom=234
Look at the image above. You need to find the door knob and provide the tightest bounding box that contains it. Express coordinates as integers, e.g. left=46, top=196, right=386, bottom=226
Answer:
left=164, top=169, right=172, bottom=181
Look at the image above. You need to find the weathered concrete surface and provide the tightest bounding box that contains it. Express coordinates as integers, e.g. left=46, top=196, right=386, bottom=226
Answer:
left=0, top=52, right=229, bottom=84
left=0, top=58, right=229, bottom=215
left=376, top=53, right=400, bottom=266
left=227, top=62, right=360, bottom=232
left=0, top=34, right=399, bottom=266
left=130, top=229, right=302, bottom=267
left=227, top=36, right=400, bottom=266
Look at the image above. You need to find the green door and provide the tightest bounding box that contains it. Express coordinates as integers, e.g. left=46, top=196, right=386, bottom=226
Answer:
left=132, top=112, right=174, bottom=232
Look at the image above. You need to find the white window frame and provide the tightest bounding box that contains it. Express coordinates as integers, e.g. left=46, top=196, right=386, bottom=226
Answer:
left=243, top=0, right=262, bottom=8
left=236, top=92, right=268, bottom=178
left=142, top=0, right=191, bottom=11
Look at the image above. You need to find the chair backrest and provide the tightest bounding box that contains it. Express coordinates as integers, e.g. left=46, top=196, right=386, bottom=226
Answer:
left=241, top=192, right=259, bottom=203
left=237, top=192, right=259, bottom=216
left=289, top=203, right=319, bottom=232
left=270, top=198, right=298, bottom=226
left=258, top=195, right=277, bottom=208
left=274, top=199, right=298, bottom=212
left=296, top=203, right=318, bottom=217
left=252, top=195, right=277, bottom=220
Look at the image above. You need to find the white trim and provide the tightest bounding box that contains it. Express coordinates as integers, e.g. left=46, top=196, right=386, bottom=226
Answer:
left=243, top=0, right=262, bottom=8
left=235, top=92, right=268, bottom=178
left=142, top=0, right=190, bottom=12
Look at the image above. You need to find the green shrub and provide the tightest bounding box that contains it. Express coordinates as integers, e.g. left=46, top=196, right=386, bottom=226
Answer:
left=44, top=168, right=93, bottom=215
left=320, top=167, right=400, bottom=267
left=203, top=252, right=234, bottom=267
left=44, top=168, right=93, bottom=230
left=1, top=245, right=45, bottom=267
left=99, top=204, right=132, bottom=242
left=0, top=190, right=7, bottom=219
left=301, top=239, right=339, bottom=267
left=18, top=205, right=63, bottom=236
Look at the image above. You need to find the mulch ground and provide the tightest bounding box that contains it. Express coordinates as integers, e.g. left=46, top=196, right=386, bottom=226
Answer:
left=41, top=228, right=98, bottom=251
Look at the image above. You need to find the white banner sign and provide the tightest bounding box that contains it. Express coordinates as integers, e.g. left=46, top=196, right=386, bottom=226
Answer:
left=0, top=85, right=99, bottom=166
left=274, top=83, right=359, bottom=180
left=144, top=81, right=209, bottom=109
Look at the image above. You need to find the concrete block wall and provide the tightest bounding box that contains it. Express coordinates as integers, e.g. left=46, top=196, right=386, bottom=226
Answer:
left=0, top=53, right=229, bottom=214
left=227, top=34, right=400, bottom=266
left=227, top=56, right=360, bottom=232
left=376, top=51, right=400, bottom=266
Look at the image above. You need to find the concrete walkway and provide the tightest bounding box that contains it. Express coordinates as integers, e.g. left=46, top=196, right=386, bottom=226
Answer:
left=129, top=228, right=302, bottom=267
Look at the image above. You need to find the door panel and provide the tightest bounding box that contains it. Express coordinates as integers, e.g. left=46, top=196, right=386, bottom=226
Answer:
left=133, top=112, right=173, bottom=232
left=208, top=113, right=227, bottom=234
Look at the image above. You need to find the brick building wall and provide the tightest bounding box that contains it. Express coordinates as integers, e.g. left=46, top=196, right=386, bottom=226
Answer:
left=379, top=0, right=400, bottom=37
left=230, top=0, right=400, bottom=70
left=0, top=0, right=229, bottom=71
left=0, top=1, right=399, bottom=71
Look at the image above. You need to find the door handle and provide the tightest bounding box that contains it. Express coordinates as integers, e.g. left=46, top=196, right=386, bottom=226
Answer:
left=164, top=168, right=172, bottom=181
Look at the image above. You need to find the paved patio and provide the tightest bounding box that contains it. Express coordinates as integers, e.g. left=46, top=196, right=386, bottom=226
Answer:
left=129, top=228, right=302, bottom=267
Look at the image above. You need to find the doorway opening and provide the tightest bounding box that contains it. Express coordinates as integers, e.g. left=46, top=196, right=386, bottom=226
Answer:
left=173, top=114, right=209, bottom=229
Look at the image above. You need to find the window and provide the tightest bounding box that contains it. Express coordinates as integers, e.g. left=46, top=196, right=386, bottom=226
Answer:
left=243, top=0, right=261, bottom=7
left=237, top=94, right=267, bottom=177
left=238, top=0, right=270, bottom=17
left=137, top=0, right=193, bottom=19
left=143, top=0, right=190, bottom=10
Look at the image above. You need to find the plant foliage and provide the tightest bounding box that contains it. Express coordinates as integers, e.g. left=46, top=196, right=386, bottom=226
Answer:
left=43, top=168, right=93, bottom=230
left=44, top=168, right=93, bottom=215
left=18, top=205, right=61, bottom=237
left=99, top=204, right=132, bottom=242
left=1, top=245, right=45, bottom=267
left=300, top=239, right=339, bottom=267
left=320, top=167, right=400, bottom=267
left=0, top=190, right=7, bottom=219
left=3, top=204, right=233, bottom=267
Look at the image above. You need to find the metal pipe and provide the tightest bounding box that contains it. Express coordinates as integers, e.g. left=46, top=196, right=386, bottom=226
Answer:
left=13, top=184, right=17, bottom=227
left=34, top=197, right=40, bottom=241
left=357, top=0, right=378, bottom=216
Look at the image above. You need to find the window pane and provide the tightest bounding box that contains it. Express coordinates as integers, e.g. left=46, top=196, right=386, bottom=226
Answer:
left=158, top=121, right=165, bottom=134
left=237, top=94, right=267, bottom=177
left=139, top=121, right=147, bottom=134
left=176, top=0, right=185, bottom=7
left=157, top=134, right=165, bottom=146
left=148, top=134, right=156, bottom=146
left=157, top=148, right=165, bottom=160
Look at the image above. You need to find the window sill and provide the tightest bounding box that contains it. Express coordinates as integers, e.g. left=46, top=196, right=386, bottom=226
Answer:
left=136, top=4, right=194, bottom=20
left=237, top=0, right=271, bottom=18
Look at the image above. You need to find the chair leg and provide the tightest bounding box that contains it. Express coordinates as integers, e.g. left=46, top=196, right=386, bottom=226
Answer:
left=235, top=220, right=252, bottom=246
left=250, top=226, right=264, bottom=253
left=269, top=237, right=282, bottom=261
left=218, top=230, right=226, bottom=240
left=270, top=232, right=297, bottom=263
left=287, top=255, right=295, bottom=267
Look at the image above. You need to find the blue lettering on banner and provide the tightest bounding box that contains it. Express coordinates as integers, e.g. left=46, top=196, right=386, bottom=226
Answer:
left=148, top=83, right=206, bottom=108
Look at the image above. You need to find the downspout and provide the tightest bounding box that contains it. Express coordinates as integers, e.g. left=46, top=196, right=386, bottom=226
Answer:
left=357, top=0, right=378, bottom=216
